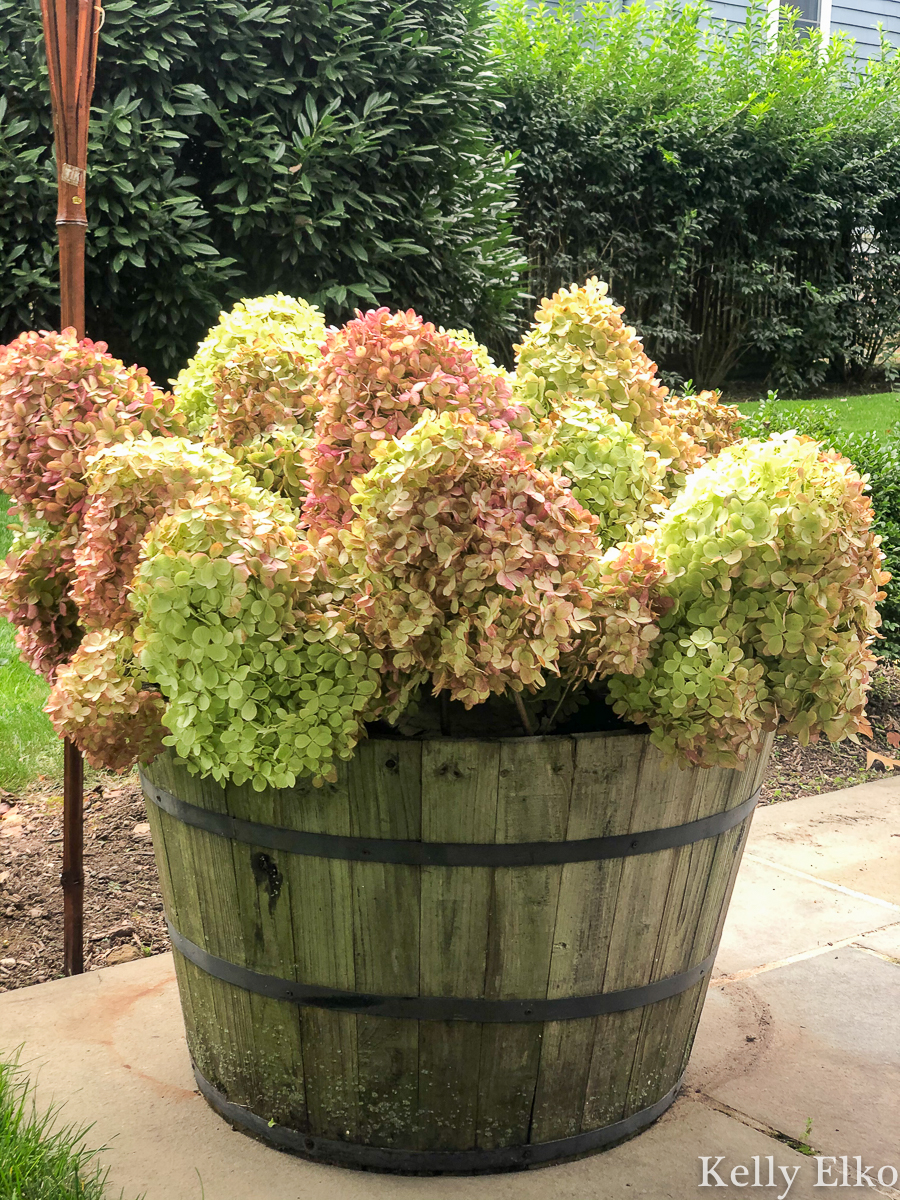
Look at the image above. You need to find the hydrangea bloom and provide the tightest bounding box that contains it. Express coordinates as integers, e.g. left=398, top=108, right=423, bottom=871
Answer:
left=0, top=329, right=185, bottom=526
left=0, top=524, right=81, bottom=682
left=535, top=398, right=665, bottom=547
left=73, top=438, right=245, bottom=632
left=608, top=434, right=887, bottom=766
left=303, top=307, right=530, bottom=528
left=174, top=294, right=326, bottom=435
left=46, top=630, right=167, bottom=770
left=132, top=484, right=384, bottom=790
left=344, top=410, right=662, bottom=706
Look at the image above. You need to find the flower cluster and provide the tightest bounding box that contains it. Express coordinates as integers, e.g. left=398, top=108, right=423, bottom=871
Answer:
left=515, top=277, right=669, bottom=425
left=514, top=278, right=712, bottom=488
left=0, top=282, right=885, bottom=787
left=608, top=434, right=887, bottom=766
left=535, top=398, right=665, bottom=547
left=342, top=410, right=661, bottom=707
left=666, top=390, right=742, bottom=460
left=303, top=307, right=530, bottom=528
left=0, top=524, right=81, bottom=681
left=173, top=294, right=326, bottom=436
left=46, top=630, right=168, bottom=771
left=131, top=485, right=384, bottom=790
left=0, top=328, right=185, bottom=526
left=222, top=425, right=314, bottom=512
left=73, top=439, right=244, bottom=632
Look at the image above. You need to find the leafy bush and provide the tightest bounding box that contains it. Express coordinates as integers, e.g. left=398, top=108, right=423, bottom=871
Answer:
left=489, top=0, right=900, bottom=390
left=0, top=0, right=522, bottom=379
left=0, top=283, right=887, bottom=785
left=173, top=294, right=326, bottom=436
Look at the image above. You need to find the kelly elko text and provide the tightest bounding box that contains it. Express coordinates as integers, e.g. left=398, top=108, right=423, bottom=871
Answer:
left=699, top=1156, right=900, bottom=1198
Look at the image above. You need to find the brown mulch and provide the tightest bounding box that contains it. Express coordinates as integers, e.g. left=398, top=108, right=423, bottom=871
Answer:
left=759, top=659, right=900, bottom=804
left=1, top=660, right=899, bottom=992
left=0, top=773, right=167, bottom=994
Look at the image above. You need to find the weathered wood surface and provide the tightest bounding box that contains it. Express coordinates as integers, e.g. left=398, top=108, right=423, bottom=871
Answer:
left=142, top=728, right=772, bottom=1159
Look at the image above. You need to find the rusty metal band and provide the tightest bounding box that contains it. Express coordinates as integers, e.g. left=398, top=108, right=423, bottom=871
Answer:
left=167, top=920, right=715, bottom=1022
left=141, top=773, right=760, bottom=867
left=193, top=1063, right=683, bottom=1171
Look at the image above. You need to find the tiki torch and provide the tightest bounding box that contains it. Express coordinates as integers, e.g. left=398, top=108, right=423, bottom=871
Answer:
left=39, top=0, right=103, bottom=976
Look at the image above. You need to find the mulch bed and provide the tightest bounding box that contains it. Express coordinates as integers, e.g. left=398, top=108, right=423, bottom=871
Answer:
left=2, top=659, right=899, bottom=993
left=0, top=774, right=167, bottom=994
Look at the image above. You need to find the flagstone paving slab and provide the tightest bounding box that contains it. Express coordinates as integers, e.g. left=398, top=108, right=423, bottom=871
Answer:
left=713, top=855, right=899, bottom=976
left=0, top=954, right=834, bottom=1200
left=1, top=777, right=898, bottom=1200
left=689, top=945, right=900, bottom=1166
left=749, top=779, right=900, bottom=904
left=856, top=922, right=900, bottom=959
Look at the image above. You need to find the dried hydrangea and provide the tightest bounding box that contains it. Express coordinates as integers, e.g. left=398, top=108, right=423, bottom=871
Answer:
left=343, top=410, right=661, bottom=707
left=438, top=327, right=507, bottom=378
left=0, top=329, right=186, bottom=526
left=45, top=629, right=167, bottom=771
left=608, top=434, right=887, bottom=767
left=0, top=523, right=81, bottom=682
left=303, top=307, right=530, bottom=528
left=515, top=278, right=734, bottom=489
left=666, top=390, right=742, bottom=460
left=515, top=277, right=662, bottom=418
left=222, top=425, right=314, bottom=512
left=132, top=485, right=384, bottom=790
left=174, top=294, right=326, bottom=435
left=535, top=398, right=665, bottom=547
left=73, top=438, right=246, bottom=632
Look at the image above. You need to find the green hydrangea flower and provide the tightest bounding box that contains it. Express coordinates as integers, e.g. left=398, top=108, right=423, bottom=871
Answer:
left=536, top=398, right=665, bottom=547
left=173, top=293, right=326, bottom=434
left=608, top=433, right=887, bottom=767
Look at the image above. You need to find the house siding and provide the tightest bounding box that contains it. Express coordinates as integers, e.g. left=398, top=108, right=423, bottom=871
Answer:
left=497, top=0, right=900, bottom=56
left=830, top=0, right=900, bottom=56
left=707, top=0, right=752, bottom=23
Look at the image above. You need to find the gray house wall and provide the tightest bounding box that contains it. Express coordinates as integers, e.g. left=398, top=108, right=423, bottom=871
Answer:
left=707, top=0, right=900, bottom=57
left=525, top=0, right=900, bottom=58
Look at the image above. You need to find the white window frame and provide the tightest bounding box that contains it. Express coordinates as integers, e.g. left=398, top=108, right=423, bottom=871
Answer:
left=767, top=0, right=832, bottom=41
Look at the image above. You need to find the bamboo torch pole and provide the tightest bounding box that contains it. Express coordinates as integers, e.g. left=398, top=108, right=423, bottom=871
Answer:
left=39, top=0, right=103, bottom=977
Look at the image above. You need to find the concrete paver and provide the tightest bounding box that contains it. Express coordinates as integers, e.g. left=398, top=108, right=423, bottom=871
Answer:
left=713, top=856, right=898, bottom=976
left=1, top=778, right=899, bottom=1200
left=856, top=922, right=900, bottom=960
left=0, top=956, right=847, bottom=1200
left=749, top=779, right=900, bottom=905
left=689, top=947, right=900, bottom=1163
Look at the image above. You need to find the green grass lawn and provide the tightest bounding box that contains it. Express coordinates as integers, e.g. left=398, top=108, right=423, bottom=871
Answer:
left=0, top=494, right=62, bottom=793
left=737, top=392, right=900, bottom=437
left=0, top=1053, right=138, bottom=1200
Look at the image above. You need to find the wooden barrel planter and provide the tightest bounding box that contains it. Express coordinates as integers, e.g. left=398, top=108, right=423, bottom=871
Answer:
left=140, top=727, right=771, bottom=1173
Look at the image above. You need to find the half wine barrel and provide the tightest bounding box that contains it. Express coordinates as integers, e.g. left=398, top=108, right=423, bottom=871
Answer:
left=140, top=727, right=771, bottom=1173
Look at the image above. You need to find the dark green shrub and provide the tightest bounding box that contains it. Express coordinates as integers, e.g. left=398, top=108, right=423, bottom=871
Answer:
left=0, top=0, right=522, bottom=380
left=489, top=0, right=900, bottom=391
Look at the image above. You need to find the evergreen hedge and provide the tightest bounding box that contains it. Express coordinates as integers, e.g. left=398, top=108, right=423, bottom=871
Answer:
left=0, top=0, right=523, bottom=380
left=489, top=0, right=900, bottom=391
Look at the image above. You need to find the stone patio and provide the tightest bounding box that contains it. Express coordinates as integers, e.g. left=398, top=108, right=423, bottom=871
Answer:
left=1, top=778, right=898, bottom=1200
